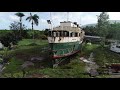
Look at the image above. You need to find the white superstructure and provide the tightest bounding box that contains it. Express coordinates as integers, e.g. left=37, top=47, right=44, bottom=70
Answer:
left=48, top=21, right=85, bottom=44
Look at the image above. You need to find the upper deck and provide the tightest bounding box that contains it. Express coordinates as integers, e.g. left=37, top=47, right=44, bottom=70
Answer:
left=52, top=21, right=82, bottom=33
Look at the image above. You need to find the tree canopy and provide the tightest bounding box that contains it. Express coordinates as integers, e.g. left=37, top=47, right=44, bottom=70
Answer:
left=97, top=12, right=110, bottom=37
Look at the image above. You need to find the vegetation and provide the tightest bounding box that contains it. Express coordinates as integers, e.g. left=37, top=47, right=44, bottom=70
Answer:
left=15, top=12, right=25, bottom=37
left=12, top=53, right=89, bottom=78
left=3, top=57, right=24, bottom=77
left=108, top=23, right=120, bottom=39
left=0, top=38, right=119, bottom=78
left=0, top=12, right=120, bottom=78
left=83, top=26, right=98, bottom=36
left=26, top=13, right=39, bottom=40
left=94, top=46, right=120, bottom=66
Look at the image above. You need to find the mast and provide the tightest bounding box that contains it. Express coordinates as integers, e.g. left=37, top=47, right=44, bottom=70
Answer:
left=67, top=12, right=69, bottom=21
left=50, top=12, right=53, bottom=30
left=79, top=17, right=81, bottom=27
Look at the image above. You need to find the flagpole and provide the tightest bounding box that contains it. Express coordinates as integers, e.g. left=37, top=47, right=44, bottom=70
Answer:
left=50, top=12, right=53, bottom=30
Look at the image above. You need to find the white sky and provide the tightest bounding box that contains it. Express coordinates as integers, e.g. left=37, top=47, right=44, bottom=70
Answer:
left=0, top=12, right=120, bottom=30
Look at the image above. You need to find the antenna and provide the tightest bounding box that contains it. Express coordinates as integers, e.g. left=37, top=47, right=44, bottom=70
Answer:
left=80, top=17, right=81, bottom=27
left=67, top=12, right=69, bottom=21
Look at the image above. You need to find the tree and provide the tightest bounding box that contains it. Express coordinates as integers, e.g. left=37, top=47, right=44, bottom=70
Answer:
left=9, top=21, right=27, bottom=30
left=44, top=29, right=50, bottom=36
left=26, top=13, right=39, bottom=40
left=9, top=21, right=27, bottom=40
left=108, top=23, right=120, bottom=40
left=15, top=12, right=25, bottom=37
left=82, top=26, right=98, bottom=36
left=97, top=12, right=110, bottom=46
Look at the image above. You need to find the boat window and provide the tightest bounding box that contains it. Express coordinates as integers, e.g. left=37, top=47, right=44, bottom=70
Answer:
left=63, top=31, right=66, bottom=37
left=63, top=31, right=69, bottom=37
left=56, top=32, right=58, bottom=37
left=71, top=32, right=75, bottom=37
left=64, top=32, right=67, bottom=37
left=54, top=32, right=59, bottom=37
left=75, top=33, right=78, bottom=37
left=59, top=31, right=62, bottom=37
left=116, top=46, right=120, bottom=48
left=48, top=31, right=52, bottom=37
left=72, top=33, right=74, bottom=37
left=53, top=32, right=56, bottom=37
left=67, top=32, right=69, bottom=37
left=70, top=33, right=73, bottom=37
left=70, top=32, right=76, bottom=37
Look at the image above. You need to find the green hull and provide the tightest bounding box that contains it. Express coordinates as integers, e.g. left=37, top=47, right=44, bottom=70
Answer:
left=49, top=41, right=82, bottom=58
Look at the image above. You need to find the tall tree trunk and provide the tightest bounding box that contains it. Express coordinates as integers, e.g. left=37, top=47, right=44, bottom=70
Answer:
left=32, top=20, right=34, bottom=40
left=20, top=17, right=22, bottom=38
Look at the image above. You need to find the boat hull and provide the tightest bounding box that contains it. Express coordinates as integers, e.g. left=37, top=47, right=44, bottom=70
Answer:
left=49, top=41, right=82, bottom=59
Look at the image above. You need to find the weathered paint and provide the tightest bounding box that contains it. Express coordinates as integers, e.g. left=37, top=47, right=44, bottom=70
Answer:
left=53, top=50, right=80, bottom=59
left=48, top=37, right=83, bottom=43
left=47, top=21, right=85, bottom=60
left=49, top=41, right=82, bottom=59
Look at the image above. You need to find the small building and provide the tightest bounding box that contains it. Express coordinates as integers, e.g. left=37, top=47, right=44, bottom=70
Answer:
left=84, top=35, right=102, bottom=43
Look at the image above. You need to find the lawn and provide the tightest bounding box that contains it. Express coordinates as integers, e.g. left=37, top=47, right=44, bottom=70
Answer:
left=23, top=53, right=90, bottom=78
left=18, top=39, right=48, bottom=46
left=0, top=39, right=52, bottom=78
left=81, top=43, right=120, bottom=66
left=1, top=39, right=120, bottom=78
left=0, top=39, right=89, bottom=78
left=94, top=46, right=120, bottom=66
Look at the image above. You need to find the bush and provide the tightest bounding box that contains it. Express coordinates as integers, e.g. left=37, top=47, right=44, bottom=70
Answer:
left=3, top=57, right=23, bottom=77
left=0, top=31, right=21, bottom=48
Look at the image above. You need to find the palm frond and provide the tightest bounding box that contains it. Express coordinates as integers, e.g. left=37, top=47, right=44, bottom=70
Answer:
left=32, top=14, right=39, bottom=26
left=32, top=17, right=39, bottom=26
left=33, top=14, right=39, bottom=19
left=34, top=19, right=39, bottom=26
left=30, top=13, right=32, bottom=16
left=26, top=17, right=32, bottom=22
left=15, top=12, right=25, bottom=17
left=26, top=13, right=39, bottom=26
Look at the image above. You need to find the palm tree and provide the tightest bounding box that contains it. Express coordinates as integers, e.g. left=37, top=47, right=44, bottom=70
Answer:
left=26, top=13, right=39, bottom=40
left=15, top=12, right=25, bottom=37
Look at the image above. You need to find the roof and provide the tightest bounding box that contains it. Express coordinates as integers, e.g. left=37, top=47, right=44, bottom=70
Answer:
left=85, top=35, right=102, bottom=39
left=60, top=21, right=72, bottom=23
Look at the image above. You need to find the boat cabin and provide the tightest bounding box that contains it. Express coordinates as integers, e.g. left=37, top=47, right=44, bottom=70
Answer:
left=48, top=31, right=82, bottom=37
left=48, top=21, right=84, bottom=37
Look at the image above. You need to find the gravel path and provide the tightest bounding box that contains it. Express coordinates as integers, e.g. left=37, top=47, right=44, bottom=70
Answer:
left=80, top=52, right=99, bottom=77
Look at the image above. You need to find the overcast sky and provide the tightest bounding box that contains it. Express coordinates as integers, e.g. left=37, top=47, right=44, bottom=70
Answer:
left=0, top=12, right=120, bottom=30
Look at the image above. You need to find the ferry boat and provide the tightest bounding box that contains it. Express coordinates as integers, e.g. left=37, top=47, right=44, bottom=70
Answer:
left=47, top=21, right=85, bottom=59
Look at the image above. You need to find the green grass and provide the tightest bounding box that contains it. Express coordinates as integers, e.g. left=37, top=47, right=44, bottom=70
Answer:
left=18, top=39, right=48, bottom=46
left=82, top=43, right=100, bottom=58
left=0, top=39, right=52, bottom=78
left=0, top=39, right=49, bottom=57
left=80, top=43, right=120, bottom=78
left=24, top=57, right=89, bottom=78
left=94, top=46, right=120, bottom=66
left=1, top=57, right=24, bottom=78
left=2, top=40, right=119, bottom=78
left=81, top=43, right=120, bottom=67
